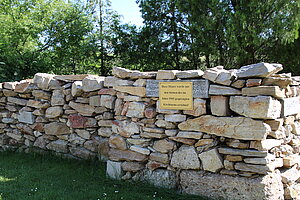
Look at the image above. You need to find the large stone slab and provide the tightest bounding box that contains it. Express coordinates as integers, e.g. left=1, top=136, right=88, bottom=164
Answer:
left=178, top=115, right=271, bottom=140
left=33, top=73, right=55, bottom=90
left=46, top=140, right=68, bottom=153
left=242, top=86, right=285, bottom=99
left=170, top=145, right=200, bottom=169
left=44, top=122, right=70, bottom=135
left=112, top=66, right=156, bottom=79
left=82, top=75, right=104, bottom=92
left=146, top=79, right=209, bottom=98
left=236, top=62, right=283, bottom=78
left=210, top=96, right=230, bottom=116
left=281, top=97, right=300, bottom=116
left=106, top=160, right=123, bottom=180
left=176, top=70, right=204, bottom=79
left=199, top=148, right=224, bottom=173
left=139, top=169, right=177, bottom=189
left=218, top=147, right=268, bottom=157
left=18, top=111, right=35, bottom=124
left=229, top=96, right=281, bottom=119
left=113, top=86, right=146, bottom=97
left=180, top=170, right=284, bottom=200
left=54, top=74, right=88, bottom=81
left=209, top=85, right=242, bottom=95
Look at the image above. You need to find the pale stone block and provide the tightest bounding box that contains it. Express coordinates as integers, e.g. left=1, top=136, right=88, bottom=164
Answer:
left=130, top=145, right=150, bottom=155
left=176, top=70, right=204, bottom=79
left=164, top=114, right=186, bottom=122
left=89, top=95, right=101, bottom=107
left=236, top=62, right=283, bottom=78
left=209, top=85, right=242, bottom=95
left=126, top=102, right=145, bottom=118
left=18, top=111, right=35, bottom=124
left=113, top=86, right=146, bottom=97
left=170, top=145, right=200, bottom=169
left=199, top=148, right=224, bottom=172
left=281, top=97, right=300, bottom=116
left=106, top=160, right=123, bottom=180
left=100, top=95, right=116, bottom=109
left=242, top=86, right=285, bottom=99
left=82, top=75, right=104, bottom=92
left=156, top=70, right=178, bottom=80
left=183, top=99, right=206, bottom=116
left=210, top=96, right=230, bottom=116
left=176, top=131, right=203, bottom=139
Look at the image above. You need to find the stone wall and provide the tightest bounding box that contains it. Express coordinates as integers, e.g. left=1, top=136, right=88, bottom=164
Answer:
left=1, top=62, right=300, bottom=199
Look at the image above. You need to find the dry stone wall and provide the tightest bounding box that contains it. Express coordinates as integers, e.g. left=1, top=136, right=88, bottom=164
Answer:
left=1, top=62, right=300, bottom=199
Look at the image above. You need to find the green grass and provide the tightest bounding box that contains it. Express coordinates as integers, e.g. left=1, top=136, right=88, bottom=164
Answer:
left=0, top=151, right=208, bottom=200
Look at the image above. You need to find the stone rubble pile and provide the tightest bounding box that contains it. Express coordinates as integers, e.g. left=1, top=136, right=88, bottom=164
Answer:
left=1, top=62, right=300, bottom=200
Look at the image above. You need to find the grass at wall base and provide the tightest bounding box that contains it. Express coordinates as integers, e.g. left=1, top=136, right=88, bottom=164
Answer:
left=0, top=151, right=208, bottom=200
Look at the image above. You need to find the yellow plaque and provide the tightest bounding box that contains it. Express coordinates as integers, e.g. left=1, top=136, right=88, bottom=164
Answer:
left=159, top=82, right=193, bottom=110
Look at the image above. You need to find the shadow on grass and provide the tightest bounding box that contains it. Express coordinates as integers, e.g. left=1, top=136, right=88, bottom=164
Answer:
left=0, top=151, right=210, bottom=200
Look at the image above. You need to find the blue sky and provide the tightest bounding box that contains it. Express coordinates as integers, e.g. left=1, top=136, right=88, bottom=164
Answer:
left=110, top=0, right=143, bottom=27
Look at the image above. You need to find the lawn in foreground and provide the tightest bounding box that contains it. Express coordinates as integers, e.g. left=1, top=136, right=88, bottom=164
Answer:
left=0, top=151, right=208, bottom=200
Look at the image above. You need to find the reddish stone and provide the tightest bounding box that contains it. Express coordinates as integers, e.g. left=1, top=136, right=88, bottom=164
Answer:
left=68, top=114, right=88, bottom=128
left=98, top=88, right=117, bottom=95
left=145, top=107, right=157, bottom=119
left=33, top=123, right=45, bottom=132
left=147, top=160, right=167, bottom=171
left=15, top=80, right=31, bottom=93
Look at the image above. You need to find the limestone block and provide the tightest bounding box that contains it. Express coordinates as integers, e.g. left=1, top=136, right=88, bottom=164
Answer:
left=32, top=90, right=51, bottom=100
left=108, top=148, right=148, bottom=162
left=153, top=139, right=175, bottom=153
left=243, top=155, right=276, bottom=165
left=264, top=119, right=284, bottom=131
left=51, top=90, right=65, bottom=106
left=229, top=96, right=281, bottom=119
left=199, top=148, right=224, bottom=172
left=242, top=86, right=285, bottom=99
left=234, top=161, right=280, bottom=174
left=146, top=160, right=167, bottom=171
left=156, top=70, right=178, bottom=80
left=284, top=184, right=300, bottom=200
left=176, top=70, right=204, bottom=79
left=281, top=97, right=300, bottom=116
left=176, top=131, right=203, bottom=139
left=89, top=95, right=101, bottom=107
left=164, top=114, right=186, bottom=122
left=210, top=96, right=230, bottom=116
left=45, top=106, right=63, bottom=118
left=75, top=129, right=90, bottom=140
left=113, top=86, right=146, bottom=97
left=155, top=120, right=175, bottom=129
left=127, top=138, right=151, bottom=147
left=178, top=115, right=271, bottom=140
left=104, top=76, right=134, bottom=87
left=195, top=139, right=214, bottom=147
left=209, top=85, right=242, bottom=95
left=133, top=79, right=147, bottom=87
left=149, top=152, right=169, bottom=164
left=121, top=162, right=144, bottom=172
left=141, top=169, right=177, bottom=189
left=106, top=160, right=123, bottom=180
left=69, top=101, right=95, bottom=116
left=262, top=76, right=292, bottom=88
left=169, top=137, right=196, bottom=145
left=33, top=73, right=55, bottom=90
left=218, top=147, right=268, bottom=157
left=44, top=122, right=70, bottom=135
left=123, top=95, right=142, bottom=102
left=183, top=99, right=206, bottom=116
left=7, top=97, right=28, bottom=106
left=236, top=62, right=283, bottom=78
left=18, top=111, right=35, bottom=124
left=250, top=139, right=283, bottom=151
left=180, top=170, right=284, bottom=200
left=46, top=140, right=68, bottom=153
left=112, top=66, right=156, bottom=79
left=100, top=95, right=116, bottom=109
left=246, top=79, right=262, bottom=87
left=126, top=102, right=145, bottom=118
left=98, top=127, right=112, bottom=137
left=283, top=154, right=300, bottom=168
left=82, top=75, right=104, bottom=92
left=71, top=81, right=83, bottom=97
left=109, top=135, right=127, bottom=150
left=130, top=145, right=150, bottom=155
left=170, top=145, right=200, bottom=169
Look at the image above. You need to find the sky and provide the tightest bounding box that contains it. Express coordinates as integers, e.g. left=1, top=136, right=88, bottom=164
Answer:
left=110, top=0, right=144, bottom=27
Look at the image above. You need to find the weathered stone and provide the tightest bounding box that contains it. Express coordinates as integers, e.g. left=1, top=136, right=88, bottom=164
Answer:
left=112, top=66, right=156, bottom=79
left=183, top=99, right=206, bottom=116
left=100, top=95, right=116, bottom=109
left=113, top=86, right=146, bottom=97
left=199, top=148, right=224, bottom=172
left=250, top=139, right=283, bottom=151
left=149, top=152, right=169, bottom=164
left=243, top=155, right=276, bottom=165
left=26, top=100, right=50, bottom=109
left=112, top=120, right=139, bottom=137
left=54, top=74, right=88, bottom=82
left=281, top=97, right=300, bottom=116
left=51, top=90, right=65, bottom=106
left=231, top=79, right=246, bottom=88
left=170, top=145, right=200, bottom=169
left=262, top=77, right=292, bottom=88
left=246, top=79, right=262, bottom=87
left=126, top=102, right=145, bottom=118
left=203, top=66, right=235, bottom=86
left=121, top=162, right=144, bottom=172
left=70, top=81, right=83, bottom=97
left=7, top=97, right=28, bottom=106
left=3, top=81, right=18, bottom=90
left=98, top=127, right=112, bottom=137
left=156, top=70, right=178, bottom=80
left=210, top=96, right=230, bottom=116
left=236, top=62, right=283, bottom=78
left=14, top=80, right=32, bottom=93
left=225, top=155, right=243, bottom=162
left=18, top=111, right=35, bottom=124
left=144, top=107, right=156, bottom=118
left=234, top=162, right=279, bottom=174
left=75, top=129, right=90, bottom=140
left=6, top=131, right=23, bottom=141
left=169, top=137, right=196, bottom=145
left=70, top=147, right=94, bottom=160
left=33, top=73, right=55, bottom=90
left=164, top=114, right=186, bottom=122
left=209, top=85, right=242, bottom=95
left=147, top=160, right=168, bottom=171
left=141, top=169, right=176, bottom=189
left=130, top=145, right=150, bottom=155
left=123, top=95, right=142, bottom=102
left=105, top=76, right=134, bottom=87
left=283, top=154, right=300, bottom=168
left=44, top=122, right=70, bottom=135
left=127, top=138, right=151, bottom=147
left=195, top=139, right=214, bottom=147
left=218, top=147, right=268, bottom=157
left=45, top=106, right=63, bottom=118
left=46, top=140, right=68, bottom=153
left=281, top=166, right=300, bottom=184
left=177, top=131, right=203, bottom=139
left=264, top=119, right=284, bottom=131
left=108, top=148, right=148, bottom=162
left=146, top=79, right=209, bottom=98
left=68, top=114, right=96, bottom=128
left=284, top=184, right=300, bottom=200
left=230, top=96, right=281, bottom=119
left=82, top=75, right=104, bottom=92
left=176, top=70, right=204, bottom=79
left=88, top=95, right=101, bottom=107
left=178, top=115, right=270, bottom=140
left=242, top=86, right=285, bottom=99
left=32, top=90, right=51, bottom=100
left=153, top=139, right=175, bottom=153
left=224, top=160, right=234, bottom=170
left=3, top=89, right=17, bottom=97
left=154, top=120, right=175, bottom=129
left=69, top=101, right=95, bottom=116
left=109, top=135, right=127, bottom=150
left=180, top=170, right=284, bottom=200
